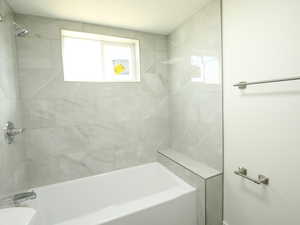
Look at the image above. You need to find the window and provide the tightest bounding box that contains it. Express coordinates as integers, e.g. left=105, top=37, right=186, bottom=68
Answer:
left=61, top=30, right=140, bottom=82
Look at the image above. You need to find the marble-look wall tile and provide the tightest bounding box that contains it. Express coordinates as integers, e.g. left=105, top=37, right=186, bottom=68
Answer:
left=206, top=175, right=223, bottom=225
left=12, top=1, right=222, bottom=190
left=168, top=0, right=222, bottom=171
left=0, top=0, right=27, bottom=197
left=15, top=14, right=169, bottom=187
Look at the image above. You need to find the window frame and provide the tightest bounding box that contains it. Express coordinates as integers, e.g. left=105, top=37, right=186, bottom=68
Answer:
left=61, top=29, right=141, bottom=83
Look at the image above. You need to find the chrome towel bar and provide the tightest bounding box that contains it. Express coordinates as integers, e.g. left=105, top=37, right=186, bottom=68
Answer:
left=233, top=76, right=300, bottom=89
left=234, top=167, right=269, bottom=185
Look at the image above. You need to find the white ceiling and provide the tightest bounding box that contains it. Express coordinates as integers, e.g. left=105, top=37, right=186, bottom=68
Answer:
left=8, top=0, right=211, bottom=34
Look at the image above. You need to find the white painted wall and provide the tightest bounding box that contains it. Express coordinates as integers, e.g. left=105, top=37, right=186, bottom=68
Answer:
left=223, top=0, right=300, bottom=225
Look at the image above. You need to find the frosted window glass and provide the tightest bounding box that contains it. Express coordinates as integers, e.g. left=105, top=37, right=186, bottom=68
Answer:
left=63, top=37, right=103, bottom=82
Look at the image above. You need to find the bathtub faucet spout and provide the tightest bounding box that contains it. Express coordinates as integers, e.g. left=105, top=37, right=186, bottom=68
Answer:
left=13, top=191, right=37, bottom=205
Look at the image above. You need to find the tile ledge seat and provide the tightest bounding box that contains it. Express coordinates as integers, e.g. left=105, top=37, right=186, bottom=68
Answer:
left=158, top=149, right=222, bottom=180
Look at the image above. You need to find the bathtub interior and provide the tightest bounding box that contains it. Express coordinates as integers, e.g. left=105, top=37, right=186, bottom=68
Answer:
left=27, top=163, right=196, bottom=225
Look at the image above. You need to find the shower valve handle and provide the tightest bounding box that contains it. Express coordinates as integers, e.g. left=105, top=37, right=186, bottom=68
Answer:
left=3, top=121, right=25, bottom=144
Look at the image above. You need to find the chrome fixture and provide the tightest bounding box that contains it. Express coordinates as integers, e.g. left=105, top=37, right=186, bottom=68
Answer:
left=13, top=191, right=37, bottom=205
left=233, top=75, right=300, bottom=89
left=0, top=191, right=37, bottom=207
left=234, top=167, right=269, bottom=185
left=0, top=18, right=29, bottom=35
left=3, top=121, right=25, bottom=144
left=13, top=22, right=29, bottom=37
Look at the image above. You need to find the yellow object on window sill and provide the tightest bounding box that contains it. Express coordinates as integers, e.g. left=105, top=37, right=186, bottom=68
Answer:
left=114, top=64, right=125, bottom=75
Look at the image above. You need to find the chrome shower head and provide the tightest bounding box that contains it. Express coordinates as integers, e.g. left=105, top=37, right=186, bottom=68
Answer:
left=16, top=28, right=29, bottom=37
left=13, top=22, right=29, bottom=37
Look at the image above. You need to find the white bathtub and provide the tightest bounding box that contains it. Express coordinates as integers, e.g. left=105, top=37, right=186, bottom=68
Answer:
left=28, top=163, right=197, bottom=225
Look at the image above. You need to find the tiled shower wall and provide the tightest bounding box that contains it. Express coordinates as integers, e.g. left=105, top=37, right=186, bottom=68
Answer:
left=11, top=0, right=222, bottom=188
left=0, top=0, right=27, bottom=197
left=168, top=0, right=222, bottom=171
left=15, top=14, right=169, bottom=187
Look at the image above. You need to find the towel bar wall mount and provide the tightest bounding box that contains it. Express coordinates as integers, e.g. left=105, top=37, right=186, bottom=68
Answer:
left=234, top=167, right=269, bottom=185
left=233, top=76, right=300, bottom=89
